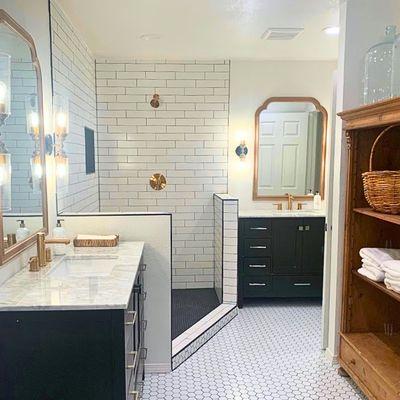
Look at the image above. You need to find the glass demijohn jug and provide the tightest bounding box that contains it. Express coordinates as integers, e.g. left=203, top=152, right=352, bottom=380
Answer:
left=363, top=25, right=396, bottom=105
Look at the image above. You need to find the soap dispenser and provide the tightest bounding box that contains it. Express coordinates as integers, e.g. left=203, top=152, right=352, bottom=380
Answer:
left=53, top=219, right=67, bottom=255
left=313, top=192, right=322, bottom=210
left=16, top=220, right=30, bottom=242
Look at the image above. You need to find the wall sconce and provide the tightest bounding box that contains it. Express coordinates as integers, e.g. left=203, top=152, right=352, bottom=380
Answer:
left=26, top=94, right=40, bottom=140
left=0, top=53, right=11, bottom=127
left=48, top=94, right=70, bottom=186
left=235, top=140, right=248, bottom=160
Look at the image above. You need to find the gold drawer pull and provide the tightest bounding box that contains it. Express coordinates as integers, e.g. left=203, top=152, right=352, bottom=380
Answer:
left=250, top=227, right=267, bottom=230
left=125, top=311, right=137, bottom=326
left=249, top=264, right=267, bottom=268
left=129, top=391, right=139, bottom=400
left=126, top=351, right=138, bottom=370
left=249, top=283, right=266, bottom=286
left=294, top=283, right=311, bottom=286
left=250, top=246, right=267, bottom=249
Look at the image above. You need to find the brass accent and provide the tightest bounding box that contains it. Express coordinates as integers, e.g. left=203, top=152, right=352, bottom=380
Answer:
left=149, top=173, right=166, bottom=191
left=285, top=193, right=294, bottom=210
left=150, top=93, right=160, bottom=108
left=0, top=10, right=49, bottom=266
left=273, top=203, right=283, bottom=211
left=7, top=234, right=16, bottom=247
left=297, top=202, right=305, bottom=210
left=28, top=256, right=39, bottom=272
left=36, top=233, right=70, bottom=268
left=253, top=96, right=328, bottom=202
left=45, top=248, right=52, bottom=263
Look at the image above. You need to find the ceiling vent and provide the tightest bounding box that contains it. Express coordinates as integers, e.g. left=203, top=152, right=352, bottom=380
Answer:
left=261, top=28, right=304, bottom=41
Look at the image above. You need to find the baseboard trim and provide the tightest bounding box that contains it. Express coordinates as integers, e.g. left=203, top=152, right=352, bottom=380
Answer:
left=145, top=363, right=171, bottom=374
left=325, top=347, right=338, bottom=364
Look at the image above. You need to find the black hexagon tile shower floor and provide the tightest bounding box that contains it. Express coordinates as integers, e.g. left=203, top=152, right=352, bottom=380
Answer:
left=143, top=299, right=366, bottom=400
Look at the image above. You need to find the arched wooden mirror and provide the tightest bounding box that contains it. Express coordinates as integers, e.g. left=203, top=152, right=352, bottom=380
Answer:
left=253, top=97, right=328, bottom=201
left=0, top=10, right=48, bottom=264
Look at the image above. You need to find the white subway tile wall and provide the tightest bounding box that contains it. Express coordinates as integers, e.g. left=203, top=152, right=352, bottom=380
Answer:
left=214, top=196, right=223, bottom=302
left=51, top=1, right=100, bottom=213
left=96, top=60, right=230, bottom=288
left=222, top=200, right=238, bottom=303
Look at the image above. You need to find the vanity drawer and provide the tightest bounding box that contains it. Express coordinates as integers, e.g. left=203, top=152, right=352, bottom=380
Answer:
left=273, top=275, right=322, bottom=297
left=243, top=276, right=273, bottom=297
left=242, top=219, right=272, bottom=238
left=243, top=238, right=272, bottom=257
left=243, top=257, right=272, bottom=276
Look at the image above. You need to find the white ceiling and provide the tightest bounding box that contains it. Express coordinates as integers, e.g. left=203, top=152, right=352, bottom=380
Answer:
left=57, top=0, right=340, bottom=60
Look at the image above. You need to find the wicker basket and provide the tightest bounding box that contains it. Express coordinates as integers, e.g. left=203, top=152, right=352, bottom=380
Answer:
left=73, top=234, right=119, bottom=247
left=362, top=124, right=400, bottom=214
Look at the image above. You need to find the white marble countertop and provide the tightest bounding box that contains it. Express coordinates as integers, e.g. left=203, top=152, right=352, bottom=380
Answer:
left=0, top=241, right=144, bottom=311
left=239, top=210, right=326, bottom=218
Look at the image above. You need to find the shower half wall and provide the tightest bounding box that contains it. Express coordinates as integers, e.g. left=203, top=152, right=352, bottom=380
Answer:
left=95, top=59, right=230, bottom=289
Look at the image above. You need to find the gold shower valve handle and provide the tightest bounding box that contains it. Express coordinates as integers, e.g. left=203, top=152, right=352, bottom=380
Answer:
left=149, top=173, right=166, bottom=191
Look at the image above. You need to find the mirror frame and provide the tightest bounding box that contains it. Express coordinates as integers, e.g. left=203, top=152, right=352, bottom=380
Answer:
left=253, top=96, right=328, bottom=201
left=0, top=9, right=48, bottom=265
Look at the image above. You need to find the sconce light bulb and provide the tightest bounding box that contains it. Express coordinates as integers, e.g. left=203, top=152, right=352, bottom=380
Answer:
left=55, top=153, right=69, bottom=180
left=32, top=159, right=43, bottom=179
left=0, top=81, right=7, bottom=103
left=56, top=112, right=67, bottom=128
left=30, top=112, right=39, bottom=128
left=0, top=154, right=11, bottom=186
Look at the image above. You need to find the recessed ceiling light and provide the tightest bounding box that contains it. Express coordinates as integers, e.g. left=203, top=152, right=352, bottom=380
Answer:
left=323, top=26, right=340, bottom=36
left=139, top=33, right=162, bottom=41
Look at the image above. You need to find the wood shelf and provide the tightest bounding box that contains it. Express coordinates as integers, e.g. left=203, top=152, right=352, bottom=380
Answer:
left=340, top=332, right=400, bottom=395
left=353, top=270, right=400, bottom=303
left=354, top=208, right=400, bottom=226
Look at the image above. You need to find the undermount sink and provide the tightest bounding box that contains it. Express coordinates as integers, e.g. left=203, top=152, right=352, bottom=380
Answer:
left=49, top=255, right=119, bottom=279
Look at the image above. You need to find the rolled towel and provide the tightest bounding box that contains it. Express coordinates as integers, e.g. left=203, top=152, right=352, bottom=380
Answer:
left=384, top=277, right=400, bottom=294
left=358, top=267, right=385, bottom=282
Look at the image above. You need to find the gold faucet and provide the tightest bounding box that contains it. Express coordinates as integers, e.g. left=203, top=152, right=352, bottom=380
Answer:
left=36, top=232, right=71, bottom=268
left=285, top=193, right=294, bottom=210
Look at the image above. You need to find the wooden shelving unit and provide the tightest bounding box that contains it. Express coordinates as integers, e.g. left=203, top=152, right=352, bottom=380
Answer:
left=338, top=98, right=400, bottom=400
left=353, top=270, right=400, bottom=303
left=354, top=208, right=400, bottom=226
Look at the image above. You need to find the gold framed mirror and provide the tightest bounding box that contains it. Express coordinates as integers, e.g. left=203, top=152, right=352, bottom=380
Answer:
left=0, top=10, right=48, bottom=265
left=253, top=97, right=328, bottom=201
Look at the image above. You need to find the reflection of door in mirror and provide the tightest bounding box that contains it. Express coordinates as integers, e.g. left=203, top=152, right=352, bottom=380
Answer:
left=0, top=10, right=47, bottom=262
left=254, top=98, right=327, bottom=200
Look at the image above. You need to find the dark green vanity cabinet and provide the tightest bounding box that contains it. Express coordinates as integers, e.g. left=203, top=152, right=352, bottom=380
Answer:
left=0, top=265, right=146, bottom=400
left=238, top=217, right=325, bottom=307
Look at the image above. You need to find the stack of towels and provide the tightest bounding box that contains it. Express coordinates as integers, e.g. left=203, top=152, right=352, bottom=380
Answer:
left=358, top=248, right=400, bottom=293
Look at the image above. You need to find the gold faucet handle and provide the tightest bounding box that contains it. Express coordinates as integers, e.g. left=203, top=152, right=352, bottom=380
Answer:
left=297, top=203, right=306, bottom=210
left=29, top=256, right=40, bottom=272
left=273, top=203, right=283, bottom=211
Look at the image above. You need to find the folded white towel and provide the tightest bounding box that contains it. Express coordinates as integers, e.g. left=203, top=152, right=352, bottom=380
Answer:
left=384, top=277, right=400, bottom=293
left=362, top=264, right=386, bottom=280
left=358, top=267, right=385, bottom=282
left=359, top=248, right=400, bottom=268
left=362, top=258, right=381, bottom=270
left=381, top=260, right=400, bottom=275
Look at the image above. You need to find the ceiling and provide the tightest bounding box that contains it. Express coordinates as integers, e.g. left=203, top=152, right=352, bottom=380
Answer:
left=56, top=0, right=340, bottom=60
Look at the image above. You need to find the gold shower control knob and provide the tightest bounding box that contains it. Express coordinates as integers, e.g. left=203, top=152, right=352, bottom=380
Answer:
left=149, top=173, right=166, bottom=191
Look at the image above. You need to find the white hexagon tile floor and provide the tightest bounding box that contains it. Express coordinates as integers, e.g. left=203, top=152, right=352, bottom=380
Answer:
left=142, top=300, right=366, bottom=400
